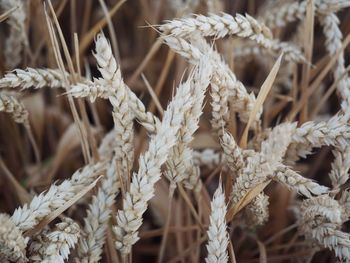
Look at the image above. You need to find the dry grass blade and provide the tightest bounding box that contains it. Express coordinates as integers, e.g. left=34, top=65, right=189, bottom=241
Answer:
left=239, top=53, right=283, bottom=148
left=287, top=32, right=350, bottom=121
left=299, top=0, right=315, bottom=122
left=0, top=158, right=31, bottom=204
left=78, top=0, right=126, bottom=57
left=0, top=5, right=17, bottom=22
left=257, top=240, right=267, bottom=263
left=226, top=181, right=270, bottom=221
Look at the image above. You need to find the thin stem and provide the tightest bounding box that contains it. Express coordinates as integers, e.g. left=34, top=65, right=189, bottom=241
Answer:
left=25, top=125, right=41, bottom=166
left=177, top=184, right=204, bottom=230
left=157, top=184, right=175, bottom=263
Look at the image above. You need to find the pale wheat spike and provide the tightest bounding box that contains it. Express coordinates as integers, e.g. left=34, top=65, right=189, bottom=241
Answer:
left=0, top=68, right=66, bottom=89
left=205, top=183, right=229, bottom=263
left=164, top=37, right=229, bottom=133
left=232, top=123, right=295, bottom=227
left=309, top=224, right=350, bottom=261
left=11, top=162, right=105, bottom=232
left=0, top=213, right=28, bottom=263
left=265, top=40, right=307, bottom=64
left=260, top=0, right=350, bottom=29
left=69, top=80, right=160, bottom=133
left=30, top=218, right=80, bottom=263
left=339, top=190, right=350, bottom=218
left=329, top=148, right=350, bottom=189
left=160, top=13, right=272, bottom=46
left=273, top=165, right=329, bottom=197
left=98, top=129, right=120, bottom=160
left=94, top=32, right=158, bottom=133
left=164, top=35, right=259, bottom=125
left=69, top=36, right=159, bottom=135
left=286, top=113, right=350, bottom=164
left=69, top=81, right=110, bottom=102
left=319, top=13, right=350, bottom=105
left=0, top=66, right=159, bottom=133
left=233, top=39, right=307, bottom=64
left=183, top=163, right=202, bottom=192
left=113, top=75, right=194, bottom=255
left=243, top=193, right=270, bottom=227
left=76, top=159, right=121, bottom=263
left=221, top=131, right=245, bottom=174
left=230, top=123, right=295, bottom=207
left=0, top=0, right=27, bottom=68
left=261, top=122, right=297, bottom=163
left=94, top=33, right=134, bottom=172
left=210, top=80, right=229, bottom=137
left=299, top=195, right=350, bottom=261
left=165, top=61, right=212, bottom=185
left=0, top=92, right=29, bottom=127
left=301, top=195, right=343, bottom=224
left=191, top=36, right=259, bottom=123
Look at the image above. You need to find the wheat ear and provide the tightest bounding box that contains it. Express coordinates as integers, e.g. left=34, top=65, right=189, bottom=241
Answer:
left=160, top=13, right=272, bottom=46
left=0, top=68, right=66, bottom=89
left=273, top=165, right=328, bottom=197
left=0, top=213, right=28, bottom=263
left=164, top=35, right=258, bottom=125
left=285, top=113, right=350, bottom=164
left=165, top=59, right=212, bottom=185
left=93, top=33, right=134, bottom=172
left=298, top=195, right=350, bottom=261
left=76, top=159, right=120, bottom=262
left=230, top=123, right=295, bottom=226
left=11, top=162, right=105, bottom=232
left=0, top=92, right=29, bottom=126
left=319, top=13, right=350, bottom=104
left=29, top=217, right=80, bottom=262
left=259, top=0, right=350, bottom=29
left=205, top=183, right=229, bottom=263
left=113, top=73, right=194, bottom=255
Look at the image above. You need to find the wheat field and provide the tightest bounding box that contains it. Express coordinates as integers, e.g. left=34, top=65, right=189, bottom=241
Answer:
left=0, top=0, right=350, bottom=262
